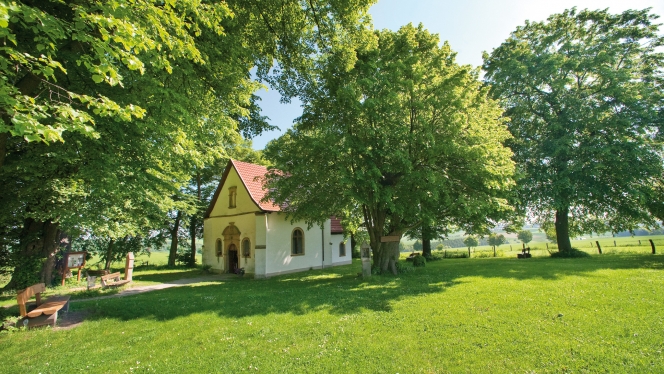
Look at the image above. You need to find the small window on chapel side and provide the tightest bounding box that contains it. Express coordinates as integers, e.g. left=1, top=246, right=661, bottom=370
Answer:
left=242, top=238, right=251, bottom=258
left=292, top=228, right=304, bottom=256
left=228, top=187, right=237, bottom=208
left=215, top=239, right=222, bottom=257
left=339, top=242, right=346, bottom=257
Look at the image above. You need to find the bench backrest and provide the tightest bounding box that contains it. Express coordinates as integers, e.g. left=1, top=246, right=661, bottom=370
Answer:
left=17, top=283, right=46, bottom=317
left=101, top=272, right=121, bottom=282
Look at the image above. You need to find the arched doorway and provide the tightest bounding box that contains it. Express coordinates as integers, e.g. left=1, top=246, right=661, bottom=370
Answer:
left=228, top=244, right=239, bottom=273
left=222, top=222, right=241, bottom=273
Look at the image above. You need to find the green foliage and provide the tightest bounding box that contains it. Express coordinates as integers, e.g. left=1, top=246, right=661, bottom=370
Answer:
left=412, top=254, right=426, bottom=267
left=550, top=248, right=591, bottom=258
left=265, top=24, right=516, bottom=272
left=8, top=255, right=43, bottom=290
left=517, top=230, right=533, bottom=244
left=442, top=251, right=469, bottom=259
left=463, top=236, right=479, bottom=248
left=0, top=0, right=374, bottom=287
left=487, top=234, right=506, bottom=247
left=412, top=240, right=423, bottom=251
left=484, top=8, right=664, bottom=251
left=394, top=260, right=414, bottom=274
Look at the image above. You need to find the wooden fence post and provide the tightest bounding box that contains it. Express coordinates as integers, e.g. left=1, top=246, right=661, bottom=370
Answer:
left=595, top=241, right=602, bottom=254
left=649, top=239, right=656, bottom=254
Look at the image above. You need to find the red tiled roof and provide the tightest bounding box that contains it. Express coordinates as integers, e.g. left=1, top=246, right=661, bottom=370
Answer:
left=231, top=160, right=281, bottom=212
left=330, top=216, right=343, bottom=234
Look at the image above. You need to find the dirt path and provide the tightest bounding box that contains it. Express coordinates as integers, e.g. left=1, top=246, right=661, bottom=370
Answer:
left=72, top=274, right=235, bottom=303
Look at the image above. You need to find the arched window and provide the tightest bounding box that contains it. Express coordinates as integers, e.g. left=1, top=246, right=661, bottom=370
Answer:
left=228, top=186, right=237, bottom=208
left=242, top=238, right=251, bottom=258
left=291, top=228, right=304, bottom=256
left=215, top=239, right=222, bottom=257
left=339, top=242, right=346, bottom=257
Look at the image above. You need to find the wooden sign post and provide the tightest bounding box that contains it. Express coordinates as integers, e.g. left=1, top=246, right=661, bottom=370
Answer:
left=62, top=251, right=87, bottom=286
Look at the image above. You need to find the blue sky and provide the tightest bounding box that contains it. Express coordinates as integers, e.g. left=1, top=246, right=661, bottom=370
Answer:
left=250, top=0, right=664, bottom=150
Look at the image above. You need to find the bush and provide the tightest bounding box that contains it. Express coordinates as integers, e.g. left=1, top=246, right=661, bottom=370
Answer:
left=550, top=248, right=590, bottom=258
left=443, top=251, right=468, bottom=259
left=412, top=254, right=426, bottom=267
left=394, top=260, right=413, bottom=274
left=424, top=252, right=442, bottom=261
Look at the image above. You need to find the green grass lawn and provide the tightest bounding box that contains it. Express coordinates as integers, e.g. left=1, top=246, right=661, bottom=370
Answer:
left=1, top=253, right=663, bottom=373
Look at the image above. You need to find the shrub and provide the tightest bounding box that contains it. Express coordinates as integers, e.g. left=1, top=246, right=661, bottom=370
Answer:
left=412, top=254, right=426, bottom=267
left=443, top=251, right=468, bottom=259
left=550, top=248, right=590, bottom=258
left=424, top=252, right=443, bottom=261
left=394, top=260, right=413, bottom=274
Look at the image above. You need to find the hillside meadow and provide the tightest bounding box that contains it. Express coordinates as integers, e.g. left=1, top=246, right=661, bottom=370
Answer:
left=1, top=252, right=663, bottom=373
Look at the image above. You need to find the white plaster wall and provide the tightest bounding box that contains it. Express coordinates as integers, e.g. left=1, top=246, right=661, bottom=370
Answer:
left=330, top=233, right=351, bottom=266
left=265, top=213, right=325, bottom=276
left=254, top=214, right=267, bottom=278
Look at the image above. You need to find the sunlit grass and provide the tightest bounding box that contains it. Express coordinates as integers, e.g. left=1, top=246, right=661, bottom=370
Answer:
left=1, top=253, right=663, bottom=372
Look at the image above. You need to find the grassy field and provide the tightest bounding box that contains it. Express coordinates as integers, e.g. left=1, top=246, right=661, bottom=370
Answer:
left=1, top=252, right=663, bottom=373
left=439, top=235, right=664, bottom=259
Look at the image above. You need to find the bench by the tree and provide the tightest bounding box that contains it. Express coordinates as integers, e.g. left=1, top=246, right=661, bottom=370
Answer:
left=100, top=272, right=131, bottom=288
left=16, top=283, right=70, bottom=328
left=517, top=247, right=532, bottom=259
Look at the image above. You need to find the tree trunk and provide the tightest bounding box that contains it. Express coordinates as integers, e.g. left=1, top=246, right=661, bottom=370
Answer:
left=555, top=207, right=573, bottom=253
left=422, top=238, right=431, bottom=257
left=188, top=214, right=197, bottom=267
left=41, top=223, right=60, bottom=285
left=104, top=238, right=115, bottom=271
left=2, top=219, right=60, bottom=291
left=168, top=211, right=182, bottom=266
left=350, top=232, right=356, bottom=257
left=422, top=224, right=432, bottom=257
left=372, top=234, right=401, bottom=275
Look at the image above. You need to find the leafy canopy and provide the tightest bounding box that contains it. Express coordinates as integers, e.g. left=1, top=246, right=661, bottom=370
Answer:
left=265, top=24, right=516, bottom=271
left=483, top=8, right=664, bottom=250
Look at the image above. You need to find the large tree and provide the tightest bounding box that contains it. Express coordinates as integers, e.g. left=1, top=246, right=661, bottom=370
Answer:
left=265, top=24, right=515, bottom=274
left=0, top=0, right=374, bottom=289
left=483, top=8, right=664, bottom=253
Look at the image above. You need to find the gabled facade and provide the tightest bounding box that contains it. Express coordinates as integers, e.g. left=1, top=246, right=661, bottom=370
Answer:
left=202, top=160, right=350, bottom=278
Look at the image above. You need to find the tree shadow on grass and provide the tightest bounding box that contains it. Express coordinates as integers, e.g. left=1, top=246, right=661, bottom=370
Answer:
left=71, top=254, right=663, bottom=324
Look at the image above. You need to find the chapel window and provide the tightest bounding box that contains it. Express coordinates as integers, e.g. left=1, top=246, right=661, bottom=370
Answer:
left=228, top=186, right=237, bottom=208
left=339, top=242, right=346, bottom=257
left=215, top=239, right=222, bottom=257
left=291, top=228, right=304, bottom=256
left=242, top=238, right=251, bottom=258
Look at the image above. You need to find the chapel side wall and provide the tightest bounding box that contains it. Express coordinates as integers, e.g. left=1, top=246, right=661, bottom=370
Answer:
left=254, top=214, right=267, bottom=278
left=265, top=213, right=324, bottom=276
left=330, top=232, right=351, bottom=266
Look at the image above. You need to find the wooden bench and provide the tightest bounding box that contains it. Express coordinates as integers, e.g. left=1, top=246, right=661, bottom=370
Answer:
left=100, top=272, right=131, bottom=289
left=85, top=270, right=110, bottom=290
left=517, top=247, right=532, bottom=259
left=16, top=283, right=70, bottom=328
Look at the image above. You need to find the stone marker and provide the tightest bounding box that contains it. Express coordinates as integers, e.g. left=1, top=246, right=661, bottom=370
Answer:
left=361, top=242, right=371, bottom=278
left=125, top=252, right=135, bottom=281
